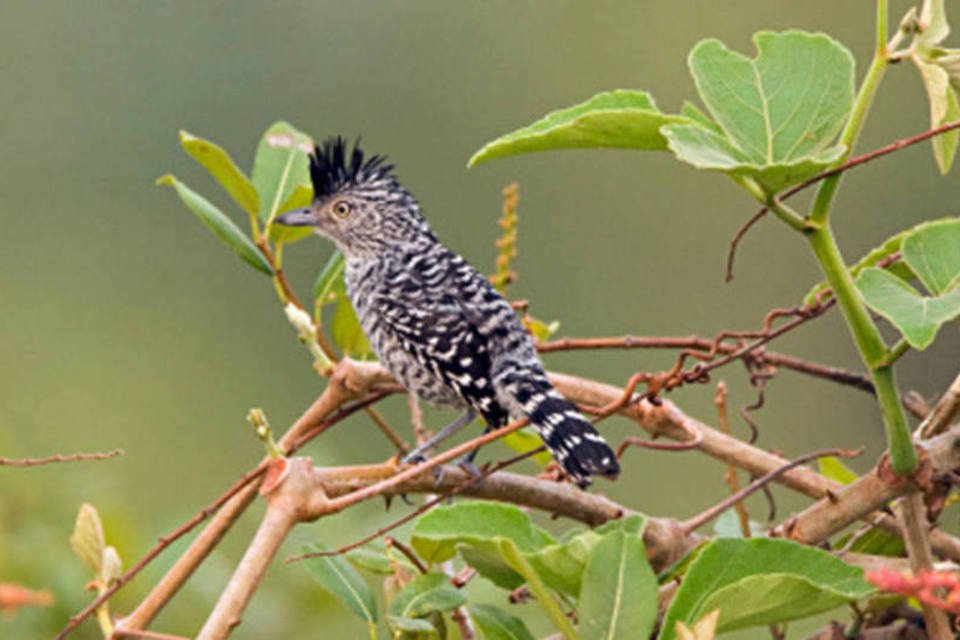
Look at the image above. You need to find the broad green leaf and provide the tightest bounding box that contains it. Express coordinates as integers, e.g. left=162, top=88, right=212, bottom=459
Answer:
left=179, top=130, right=259, bottom=215
left=578, top=530, right=657, bottom=640
left=331, top=296, right=371, bottom=358
left=698, top=574, right=858, bottom=631
left=497, top=538, right=578, bottom=640
left=856, top=267, right=960, bottom=350
left=469, top=90, right=690, bottom=167
left=801, top=218, right=960, bottom=305
left=346, top=547, right=394, bottom=575
left=459, top=546, right=524, bottom=590
left=269, top=182, right=314, bottom=244
left=526, top=529, right=602, bottom=595
left=901, top=218, right=960, bottom=294
left=251, top=121, right=312, bottom=222
left=70, top=503, right=105, bottom=574
left=313, top=251, right=347, bottom=305
left=818, top=456, right=858, bottom=485
left=680, top=102, right=723, bottom=135
left=387, top=615, right=438, bottom=637
left=528, top=515, right=647, bottom=596
left=665, top=31, right=854, bottom=193
left=302, top=544, right=378, bottom=624
left=660, top=538, right=874, bottom=639
left=914, top=57, right=960, bottom=174
left=469, top=604, right=535, bottom=640
left=833, top=527, right=904, bottom=557
left=663, top=123, right=846, bottom=194
left=411, top=503, right=554, bottom=564
left=389, top=572, right=466, bottom=619
left=594, top=514, right=646, bottom=537
left=157, top=175, right=273, bottom=275
left=501, top=427, right=553, bottom=467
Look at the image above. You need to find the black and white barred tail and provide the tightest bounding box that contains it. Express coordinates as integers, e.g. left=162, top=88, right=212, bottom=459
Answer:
left=496, top=363, right=620, bottom=487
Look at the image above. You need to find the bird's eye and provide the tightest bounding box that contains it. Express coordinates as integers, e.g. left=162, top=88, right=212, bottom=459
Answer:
left=333, top=201, right=352, bottom=218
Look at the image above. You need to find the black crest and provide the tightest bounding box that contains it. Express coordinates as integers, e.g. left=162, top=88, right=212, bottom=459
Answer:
left=309, top=137, right=394, bottom=199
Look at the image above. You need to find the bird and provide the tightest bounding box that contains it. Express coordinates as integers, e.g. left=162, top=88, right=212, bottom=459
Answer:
left=275, top=137, right=619, bottom=487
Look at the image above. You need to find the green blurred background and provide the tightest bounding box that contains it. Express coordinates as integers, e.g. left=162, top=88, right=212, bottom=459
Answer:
left=1, top=1, right=958, bottom=638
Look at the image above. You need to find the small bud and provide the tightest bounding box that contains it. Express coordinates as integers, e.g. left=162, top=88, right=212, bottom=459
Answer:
left=284, top=303, right=316, bottom=339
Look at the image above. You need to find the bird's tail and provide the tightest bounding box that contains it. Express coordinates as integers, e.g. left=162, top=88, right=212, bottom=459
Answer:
left=496, top=364, right=620, bottom=487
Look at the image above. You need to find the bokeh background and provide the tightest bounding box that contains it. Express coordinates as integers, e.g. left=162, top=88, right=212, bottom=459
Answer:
left=2, top=1, right=958, bottom=638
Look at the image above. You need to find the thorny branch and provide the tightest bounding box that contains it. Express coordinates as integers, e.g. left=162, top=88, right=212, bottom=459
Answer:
left=60, top=339, right=960, bottom=638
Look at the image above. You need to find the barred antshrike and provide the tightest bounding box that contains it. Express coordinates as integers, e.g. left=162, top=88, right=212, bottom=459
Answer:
left=276, top=138, right=619, bottom=486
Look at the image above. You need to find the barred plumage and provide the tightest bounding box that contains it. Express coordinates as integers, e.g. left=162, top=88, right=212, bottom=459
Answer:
left=276, top=138, right=619, bottom=486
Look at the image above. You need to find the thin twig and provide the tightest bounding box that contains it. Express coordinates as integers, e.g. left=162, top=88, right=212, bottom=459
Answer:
left=287, top=448, right=544, bottom=563
left=715, top=382, right=751, bottom=537
left=682, top=447, right=864, bottom=534
left=385, top=537, right=427, bottom=574
left=60, top=462, right=269, bottom=640
left=539, top=334, right=872, bottom=393
left=0, top=449, right=124, bottom=466
left=364, top=406, right=409, bottom=453
left=725, top=118, right=960, bottom=280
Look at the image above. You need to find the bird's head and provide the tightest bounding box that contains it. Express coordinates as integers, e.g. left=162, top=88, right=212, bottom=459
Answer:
left=275, top=137, right=427, bottom=258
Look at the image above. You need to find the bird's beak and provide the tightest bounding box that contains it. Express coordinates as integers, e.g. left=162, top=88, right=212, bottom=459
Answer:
left=274, top=207, right=318, bottom=227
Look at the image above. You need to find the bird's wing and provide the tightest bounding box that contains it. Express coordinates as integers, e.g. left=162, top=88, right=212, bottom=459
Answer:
left=373, top=270, right=504, bottom=421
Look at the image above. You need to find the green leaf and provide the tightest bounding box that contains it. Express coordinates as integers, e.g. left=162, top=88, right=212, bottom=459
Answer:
left=331, top=296, right=371, bottom=358
left=901, top=218, right=960, bottom=294
left=856, top=267, right=960, bottom=350
left=346, top=547, right=394, bottom=575
left=411, top=502, right=554, bottom=564
left=70, top=503, right=105, bottom=574
left=497, top=538, right=579, bottom=640
left=501, top=427, right=553, bottom=467
left=660, top=538, right=874, bottom=639
left=313, top=250, right=347, bottom=305
left=251, top=121, right=312, bottom=222
left=302, top=544, right=378, bottom=624
left=469, top=604, right=535, bottom=640
left=680, top=102, right=723, bottom=135
left=833, top=527, right=904, bottom=557
left=577, top=530, right=657, bottom=640
left=459, top=546, right=525, bottom=590
left=179, top=130, right=259, bottom=216
left=802, top=222, right=924, bottom=306
left=389, top=572, right=466, bottom=620
left=914, top=57, right=960, bottom=174
left=664, top=31, right=854, bottom=193
left=387, top=615, right=438, bottom=638
left=269, top=182, right=314, bottom=244
left=468, top=90, right=690, bottom=167
left=157, top=174, right=273, bottom=275
left=818, top=456, right=859, bottom=485
left=663, top=123, right=846, bottom=194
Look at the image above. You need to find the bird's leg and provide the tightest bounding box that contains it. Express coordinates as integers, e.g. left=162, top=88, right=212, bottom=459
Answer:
left=452, top=424, right=492, bottom=481
left=401, top=410, right=477, bottom=464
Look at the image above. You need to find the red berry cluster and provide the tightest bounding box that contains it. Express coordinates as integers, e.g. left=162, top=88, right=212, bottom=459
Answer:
left=866, top=568, right=960, bottom=613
